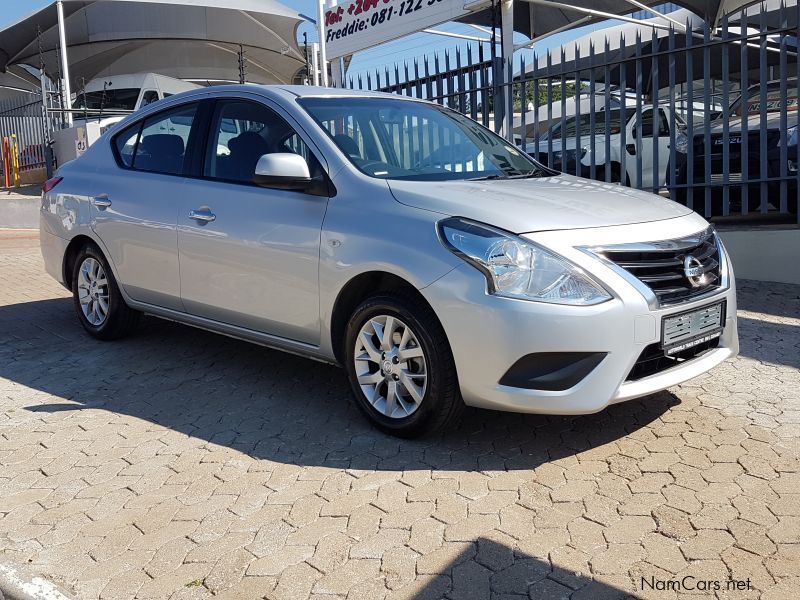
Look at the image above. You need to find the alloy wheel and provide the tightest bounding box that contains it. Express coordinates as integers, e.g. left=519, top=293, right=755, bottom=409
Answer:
left=353, top=315, right=428, bottom=418
left=77, top=257, right=109, bottom=326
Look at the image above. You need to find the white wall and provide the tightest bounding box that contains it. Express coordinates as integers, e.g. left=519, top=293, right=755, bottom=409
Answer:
left=719, top=228, right=800, bottom=285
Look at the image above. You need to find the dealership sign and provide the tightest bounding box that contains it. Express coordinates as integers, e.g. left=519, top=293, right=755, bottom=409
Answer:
left=324, top=0, right=485, bottom=59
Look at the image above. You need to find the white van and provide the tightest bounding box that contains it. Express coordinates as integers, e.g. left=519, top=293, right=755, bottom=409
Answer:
left=72, top=73, right=200, bottom=133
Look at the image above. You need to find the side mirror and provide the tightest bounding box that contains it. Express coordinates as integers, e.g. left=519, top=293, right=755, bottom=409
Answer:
left=253, top=153, right=312, bottom=191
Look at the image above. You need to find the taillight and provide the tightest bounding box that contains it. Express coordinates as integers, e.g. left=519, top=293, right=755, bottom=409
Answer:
left=42, top=176, right=63, bottom=194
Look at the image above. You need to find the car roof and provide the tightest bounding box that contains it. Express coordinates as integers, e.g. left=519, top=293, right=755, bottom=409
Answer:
left=165, top=83, right=429, bottom=104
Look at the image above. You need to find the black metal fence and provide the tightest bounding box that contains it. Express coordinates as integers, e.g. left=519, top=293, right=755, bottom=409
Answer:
left=347, top=2, right=800, bottom=223
left=0, top=87, right=61, bottom=178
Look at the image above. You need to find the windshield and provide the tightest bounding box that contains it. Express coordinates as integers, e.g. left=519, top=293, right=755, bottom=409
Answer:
left=299, top=97, right=545, bottom=181
left=545, top=109, right=637, bottom=140
left=731, top=82, right=799, bottom=116
left=72, top=88, right=140, bottom=111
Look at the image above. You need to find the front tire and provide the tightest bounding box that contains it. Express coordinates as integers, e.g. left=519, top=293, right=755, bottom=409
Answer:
left=344, top=294, right=462, bottom=437
left=72, top=243, right=140, bottom=340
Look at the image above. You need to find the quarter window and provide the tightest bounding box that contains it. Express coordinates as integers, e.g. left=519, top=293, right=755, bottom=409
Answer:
left=114, top=124, right=140, bottom=168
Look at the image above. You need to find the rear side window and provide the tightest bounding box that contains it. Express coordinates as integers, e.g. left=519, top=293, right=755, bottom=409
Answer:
left=113, top=103, right=198, bottom=175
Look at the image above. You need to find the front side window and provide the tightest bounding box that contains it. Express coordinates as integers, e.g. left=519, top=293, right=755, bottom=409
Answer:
left=300, top=97, right=545, bottom=181
left=113, top=103, right=197, bottom=174
left=205, top=101, right=317, bottom=184
left=140, top=90, right=160, bottom=107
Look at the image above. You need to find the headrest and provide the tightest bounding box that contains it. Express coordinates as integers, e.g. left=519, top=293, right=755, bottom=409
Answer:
left=229, top=131, right=270, bottom=156
left=333, top=134, right=361, bottom=158
left=140, top=134, right=184, bottom=157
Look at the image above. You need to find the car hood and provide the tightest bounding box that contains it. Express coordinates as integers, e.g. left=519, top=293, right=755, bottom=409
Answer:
left=387, top=174, right=693, bottom=233
left=700, top=111, right=799, bottom=135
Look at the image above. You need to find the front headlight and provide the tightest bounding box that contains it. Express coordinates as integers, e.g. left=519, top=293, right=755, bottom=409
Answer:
left=675, top=131, right=689, bottom=154
left=438, top=218, right=612, bottom=305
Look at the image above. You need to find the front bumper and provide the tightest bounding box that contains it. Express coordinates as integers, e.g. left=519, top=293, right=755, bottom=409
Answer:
left=420, top=215, right=739, bottom=415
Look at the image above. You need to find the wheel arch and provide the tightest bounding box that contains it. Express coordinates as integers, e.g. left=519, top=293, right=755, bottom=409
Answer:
left=329, top=271, right=441, bottom=365
left=63, top=234, right=98, bottom=291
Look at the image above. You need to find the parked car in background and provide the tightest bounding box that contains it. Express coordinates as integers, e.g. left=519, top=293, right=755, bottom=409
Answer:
left=522, top=106, right=685, bottom=190
left=73, top=73, right=200, bottom=134
left=41, top=86, right=738, bottom=437
left=674, top=80, right=799, bottom=215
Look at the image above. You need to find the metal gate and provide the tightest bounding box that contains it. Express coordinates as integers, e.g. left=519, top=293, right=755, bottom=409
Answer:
left=0, top=83, right=61, bottom=182
left=347, top=2, right=800, bottom=222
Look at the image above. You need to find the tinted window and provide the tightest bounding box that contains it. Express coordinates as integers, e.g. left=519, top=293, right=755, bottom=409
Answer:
left=548, top=109, right=636, bottom=139
left=206, top=101, right=317, bottom=184
left=131, top=104, right=197, bottom=175
left=73, top=88, right=141, bottom=111
left=141, top=90, right=160, bottom=107
left=114, top=124, right=141, bottom=168
left=301, top=97, right=541, bottom=181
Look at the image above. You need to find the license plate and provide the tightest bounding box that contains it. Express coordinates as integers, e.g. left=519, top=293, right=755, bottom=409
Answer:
left=662, top=301, right=725, bottom=356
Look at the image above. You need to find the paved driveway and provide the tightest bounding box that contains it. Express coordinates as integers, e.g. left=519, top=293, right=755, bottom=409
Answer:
left=0, top=231, right=798, bottom=600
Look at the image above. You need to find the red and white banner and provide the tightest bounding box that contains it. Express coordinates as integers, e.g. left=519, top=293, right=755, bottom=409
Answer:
left=323, top=0, right=483, bottom=59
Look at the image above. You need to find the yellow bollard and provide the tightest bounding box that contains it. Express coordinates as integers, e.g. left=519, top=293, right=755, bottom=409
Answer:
left=10, top=134, right=21, bottom=188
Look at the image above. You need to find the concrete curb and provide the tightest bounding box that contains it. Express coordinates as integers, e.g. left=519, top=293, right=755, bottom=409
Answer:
left=0, top=197, right=39, bottom=229
left=0, top=563, right=72, bottom=600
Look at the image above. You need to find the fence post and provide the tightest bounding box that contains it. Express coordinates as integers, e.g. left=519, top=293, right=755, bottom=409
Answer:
left=11, top=134, right=21, bottom=187
left=2, top=137, right=10, bottom=188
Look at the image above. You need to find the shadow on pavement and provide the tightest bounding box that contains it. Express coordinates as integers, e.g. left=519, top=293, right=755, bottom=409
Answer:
left=2, top=297, right=681, bottom=472
left=404, top=537, right=636, bottom=599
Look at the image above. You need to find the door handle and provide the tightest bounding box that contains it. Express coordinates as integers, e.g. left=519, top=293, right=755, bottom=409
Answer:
left=92, top=195, right=112, bottom=209
left=189, top=209, right=216, bottom=223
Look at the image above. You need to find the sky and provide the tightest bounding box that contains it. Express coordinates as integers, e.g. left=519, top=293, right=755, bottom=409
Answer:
left=1, top=0, right=613, bottom=83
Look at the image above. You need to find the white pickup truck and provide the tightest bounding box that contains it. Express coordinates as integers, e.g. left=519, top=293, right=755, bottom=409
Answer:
left=523, top=106, right=686, bottom=191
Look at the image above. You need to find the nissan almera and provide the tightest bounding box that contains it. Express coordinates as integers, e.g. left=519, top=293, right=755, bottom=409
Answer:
left=40, top=86, right=739, bottom=437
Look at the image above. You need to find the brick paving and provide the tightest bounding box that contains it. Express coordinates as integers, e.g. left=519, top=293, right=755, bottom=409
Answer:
left=0, top=231, right=798, bottom=600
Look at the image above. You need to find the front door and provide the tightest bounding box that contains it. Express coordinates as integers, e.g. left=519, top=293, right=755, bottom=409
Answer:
left=91, top=102, right=199, bottom=311
left=630, top=108, right=672, bottom=191
left=177, top=98, right=330, bottom=345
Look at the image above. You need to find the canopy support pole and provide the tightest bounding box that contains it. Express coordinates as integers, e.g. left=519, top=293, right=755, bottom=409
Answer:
left=500, top=0, right=514, bottom=139
left=329, top=0, right=342, bottom=86
left=56, top=0, right=72, bottom=125
left=317, top=0, right=329, bottom=86
left=311, top=43, right=320, bottom=86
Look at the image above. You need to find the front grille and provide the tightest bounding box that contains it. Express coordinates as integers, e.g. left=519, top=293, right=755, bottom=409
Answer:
left=710, top=172, right=743, bottom=183
left=701, top=131, right=781, bottom=157
left=597, top=229, right=722, bottom=306
left=626, top=336, right=720, bottom=381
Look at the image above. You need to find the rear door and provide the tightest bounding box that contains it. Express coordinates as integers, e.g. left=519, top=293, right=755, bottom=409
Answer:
left=91, top=102, right=201, bottom=310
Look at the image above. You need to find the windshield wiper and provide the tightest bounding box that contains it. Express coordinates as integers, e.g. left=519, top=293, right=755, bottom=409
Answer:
left=506, top=169, right=547, bottom=179
left=468, top=174, right=508, bottom=181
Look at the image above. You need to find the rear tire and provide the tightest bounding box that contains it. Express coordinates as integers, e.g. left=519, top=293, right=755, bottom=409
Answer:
left=71, top=243, right=140, bottom=340
left=344, top=293, right=462, bottom=437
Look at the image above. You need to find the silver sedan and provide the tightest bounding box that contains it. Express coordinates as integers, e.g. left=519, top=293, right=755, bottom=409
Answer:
left=40, top=86, right=738, bottom=436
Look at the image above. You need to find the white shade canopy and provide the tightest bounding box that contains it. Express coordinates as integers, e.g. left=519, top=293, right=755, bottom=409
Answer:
left=461, top=0, right=767, bottom=40
left=0, top=0, right=307, bottom=87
